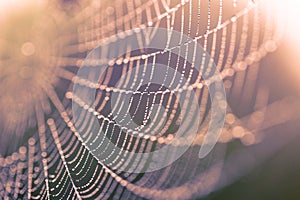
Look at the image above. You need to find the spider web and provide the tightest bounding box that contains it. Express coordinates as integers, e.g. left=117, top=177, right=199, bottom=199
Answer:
left=0, top=0, right=291, bottom=199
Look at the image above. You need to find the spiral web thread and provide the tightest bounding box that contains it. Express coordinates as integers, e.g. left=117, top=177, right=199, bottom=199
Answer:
left=0, top=0, right=291, bottom=199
